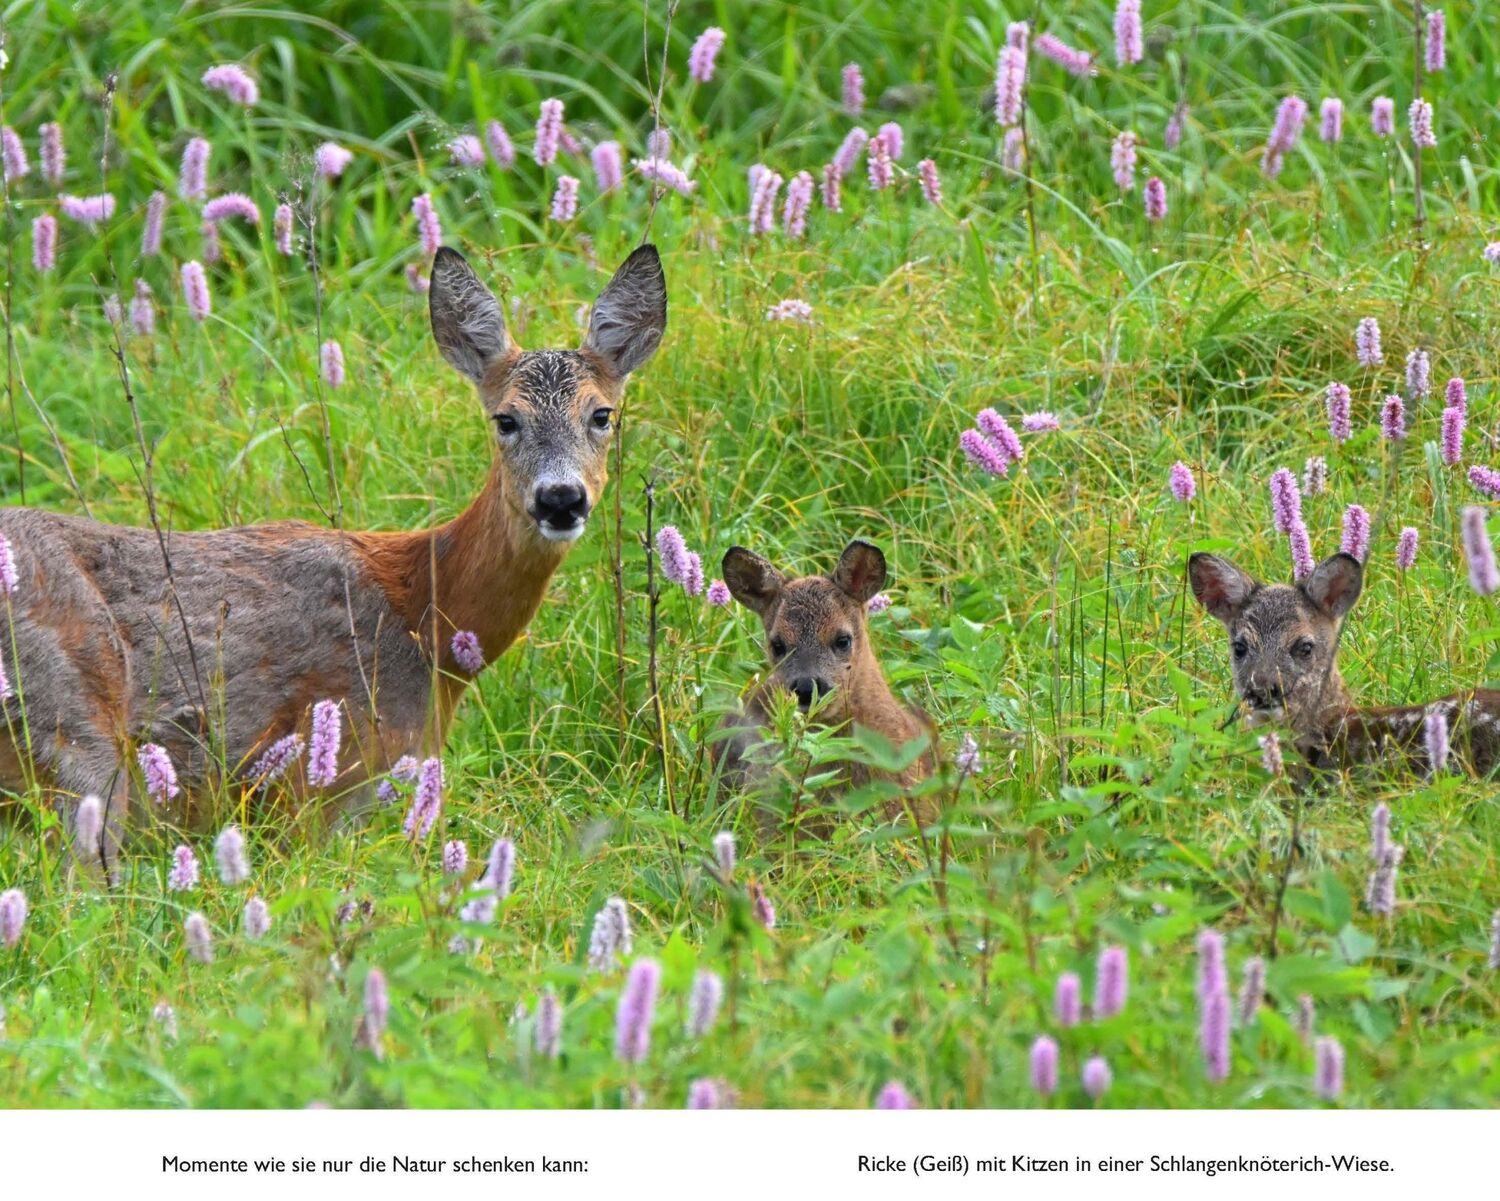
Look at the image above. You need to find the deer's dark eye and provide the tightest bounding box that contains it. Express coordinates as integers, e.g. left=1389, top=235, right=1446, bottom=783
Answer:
left=831, top=631, right=853, bottom=653
left=590, top=407, right=614, bottom=431
left=494, top=413, right=520, bottom=436
left=1292, top=639, right=1315, bottom=660
left=1232, top=638, right=1249, bottom=660
left=769, top=637, right=787, bottom=659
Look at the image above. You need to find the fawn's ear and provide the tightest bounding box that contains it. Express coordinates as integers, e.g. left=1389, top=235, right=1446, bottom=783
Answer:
left=582, top=243, right=667, bottom=378
left=1302, top=552, right=1363, bottom=620
left=429, top=247, right=512, bottom=384
left=831, top=540, right=887, bottom=604
left=722, top=546, right=785, bottom=620
left=1189, top=553, right=1257, bottom=625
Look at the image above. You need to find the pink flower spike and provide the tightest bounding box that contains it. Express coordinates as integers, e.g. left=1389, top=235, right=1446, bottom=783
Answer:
left=960, top=429, right=1008, bottom=476
left=142, top=191, right=166, bottom=257
left=1022, top=411, right=1059, bottom=432
left=1425, top=11, right=1446, bottom=73
left=1289, top=520, right=1315, bottom=581
left=1442, top=406, right=1465, bottom=466
left=1110, top=131, right=1137, bottom=191
left=591, top=141, right=623, bottom=193
left=1143, top=175, right=1167, bottom=222
left=31, top=215, right=56, bottom=273
left=483, top=120, right=515, bottom=169
left=831, top=128, right=869, bottom=178
left=549, top=175, right=580, bottom=221
left=1114, top=0, right=1143, bottom=66
left=1380, top=395, right=1406, bottom=441
left=1446, top=377, right=1468, bottom=413
left=214, top=824, right=250, bottom=885
left=130, top=279, right=154, bottom=336
left=412, top=193, right=441, bottom=258
left=1409, top=98, right=1436, bottom=149
left=1396, top=527, right=1419, bottom=571
left=1355, top=317, right=1382, bottom=367
left=1, top=126, right=28, bottom=182
left=706, top=579, right=731, bottom=607
left=201, top=64, right=260, bottom=106
left=1325, top=382, right=1352, bottom=443
left=866, top=134, right=893, bottom=190
left=748, top=166, right=783, bottom=234
left=1340, top=504, right=1371, bottom=562
left=274, top=203, right=294, bottom=255
left=320, top=339, right=345, bottom=388
left=1462, top=506, right=1500, bottom=595
left=1269, top=467, right=1302, bottom=534
left=632, top=156, right=696, bottom=195
left=994, top=46, right=1027, bottom=127
left=782, top=170, right=814, bottom=237
left=59, top=193, right=116, bottom=227
left=1470, top=465, right=1500, bottom=499
left=688, top=27, right=727, bottom=84
left=448, top=134, right=484, bottom=168
left=1165, top=103, right=1188, bottom=150
left=820, top=163, right=842, bottom=212
left=181, top=261, right=211, bottom=322
left=1319, top=97, right=1344, bottom=143
left=307, top=698, right=342, bottom=788
left=766, top=298, right=813, bottom=323
left=976, top=408, right=1024, bottom=463
left=315, top=142, right=354, bottom=179
left=1169, top=460, right=1195, bottom=503
left=451, top=630, right=483, bottom=675
left=534, top=98, right=564, bottom=166
left=876, top=121, right=904, bottom=160
left=1030, top=1035, right=1060, bottom=1096
left=1002, top=128, right=1026, bottom=172
left=139, top=742, right=180, bottom=803
left=39, top=122, right=64, bottom=186
left=180, top=137, right=211, bottom=201
left=1034, top=33, right=1095, bottom=76
left=184, top=912, right=214, bottom=963
left=202, top=193, right=259, bottom=225
left=917, top=158, right=942, bottom=206
left=1371, top=96, right=1395, bottom=137
left=841, top=62, right=865, bottom=115
left=1006, top=21, right=1029, bottom=53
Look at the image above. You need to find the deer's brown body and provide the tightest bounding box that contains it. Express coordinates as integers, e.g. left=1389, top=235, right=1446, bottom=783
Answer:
left=1189, top=550, right=1500, bottom=775
left=0, top=243, right=666, bottom=865
left=713, top=540, right=936, bottom=827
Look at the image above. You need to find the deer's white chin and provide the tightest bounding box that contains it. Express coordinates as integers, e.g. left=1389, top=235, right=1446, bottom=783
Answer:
left=1243, top=706, right=1284, bottom=729
left=536, top=520, right=585, bottom=544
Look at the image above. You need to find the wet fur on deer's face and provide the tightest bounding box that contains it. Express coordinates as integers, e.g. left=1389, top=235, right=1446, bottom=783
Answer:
left=1189, top=551, right=1363, bottom=734
left=428, top=244, right=667, bottom=544
left=722, top=541, right=888, bottom=721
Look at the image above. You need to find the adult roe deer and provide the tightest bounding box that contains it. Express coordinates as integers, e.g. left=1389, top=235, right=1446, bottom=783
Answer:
left=713, top=539, right=937, bottom=829
left=0, top=243, right=666, bottom=870
left=1190, top=550, right=1500, bottom=774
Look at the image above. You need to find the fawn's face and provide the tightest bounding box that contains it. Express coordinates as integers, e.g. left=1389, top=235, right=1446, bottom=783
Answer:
left=1190, top=552, right=1363, bottom=731
left=723, top=540, right=886, bottom=720
left=429, top=244, right=667, bottom=544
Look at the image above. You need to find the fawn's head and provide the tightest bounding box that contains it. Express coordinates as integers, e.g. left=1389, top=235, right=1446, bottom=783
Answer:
left=722, top=540, right=888, bottom=720
left=1189, top=551, right=1363, bottom=732
left=429, top=244, right=667, bottom=544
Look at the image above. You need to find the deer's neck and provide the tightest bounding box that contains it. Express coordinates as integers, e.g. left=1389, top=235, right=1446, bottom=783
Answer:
left=359, top=458, right=569, bottom=673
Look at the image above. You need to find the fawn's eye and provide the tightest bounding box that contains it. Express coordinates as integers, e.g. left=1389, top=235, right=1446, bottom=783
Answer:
left=769, top=636, right=787, bottom=659
left=590, top=407, right=614, bottom=431
left=831, top=631, right=853, bottom=653
left=1232, top=638, right=1249, bottom=660
left=494, top=413, right=520, bottom=436
left=1292, top=639, right=1315, bottom=660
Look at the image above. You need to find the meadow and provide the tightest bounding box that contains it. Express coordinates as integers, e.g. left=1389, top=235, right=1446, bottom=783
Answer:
left=0, top=0, right=1497, bottom=1108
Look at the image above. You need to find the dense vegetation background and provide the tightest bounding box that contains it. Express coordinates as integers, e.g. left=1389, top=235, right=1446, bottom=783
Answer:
left=0, top=0, right=1496, bottom=1106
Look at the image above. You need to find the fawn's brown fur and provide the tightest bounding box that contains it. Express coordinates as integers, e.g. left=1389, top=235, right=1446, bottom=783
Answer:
left=713, top=540, right=936, bottom=828
left=1190, top=550, right=1500, bottom=774
left=0, top=243, right=666, bottom=868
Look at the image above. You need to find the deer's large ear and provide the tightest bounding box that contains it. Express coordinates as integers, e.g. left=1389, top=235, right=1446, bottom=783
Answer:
left=582, top=243, right=667, bottom=378
left=429, top=246, right=512, bottom=384
left=1189, top=553, right=1257, bottom=625
left=1302, top=552, right=1363, bottom=620
left=831, top=540, right=887, bottom=604
left=722, top=546, right=785, bottom=620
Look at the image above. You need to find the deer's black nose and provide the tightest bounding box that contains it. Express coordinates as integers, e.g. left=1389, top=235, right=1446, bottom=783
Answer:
left=790, top=677, right=830, bottom=709
left=533, top=482, right=588, bottom=528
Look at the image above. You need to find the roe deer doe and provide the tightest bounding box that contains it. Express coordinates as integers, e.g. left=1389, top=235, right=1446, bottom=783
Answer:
left=713, top=540, right=936, bottom=826
left=1190, top=550, right=1500, bottom=774
left=0, top=243, right=666, bottom=870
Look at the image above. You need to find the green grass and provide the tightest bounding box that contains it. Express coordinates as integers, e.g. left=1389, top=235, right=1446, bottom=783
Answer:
left=0, top=0, right=1497, bottom=1108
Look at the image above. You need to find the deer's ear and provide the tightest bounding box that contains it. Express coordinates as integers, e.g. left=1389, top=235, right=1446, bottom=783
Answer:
left=582, top=243, right=667, bottom=378
left=722, top=546, right=785, bottom=620
left=429, top=246, right=512, bottom=384
left=1302, top=552, right=1363, bottom=620
left=1189, top=553, right=1257, bottom=625
left=831, top=540, right=887, bottom=604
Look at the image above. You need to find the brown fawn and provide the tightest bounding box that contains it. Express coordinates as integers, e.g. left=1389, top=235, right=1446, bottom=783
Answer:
left=0, top=243, right=666, bottom=867
left=713, top=539, right=936, bottom=825
left=1190, top=550, right=1500, bottom=773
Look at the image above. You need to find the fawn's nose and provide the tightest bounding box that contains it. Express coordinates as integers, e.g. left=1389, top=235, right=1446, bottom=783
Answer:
left=532, top=482, right=589, bottom=533
left=790, top=677, right=831, bottom=710
left=1245, top=678, right=1285, bottom=710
